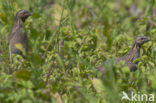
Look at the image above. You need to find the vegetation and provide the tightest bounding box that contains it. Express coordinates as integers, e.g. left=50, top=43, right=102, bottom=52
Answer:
left=0, top=0, right=156, bottom=103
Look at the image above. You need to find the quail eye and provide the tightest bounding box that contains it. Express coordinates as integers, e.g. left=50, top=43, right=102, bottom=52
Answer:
left=141, top=38, right=144, bottom=40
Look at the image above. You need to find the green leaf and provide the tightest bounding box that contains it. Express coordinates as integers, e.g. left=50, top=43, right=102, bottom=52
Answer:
left=14, top=69, right=32, bottom=81
left=92, top=78, right=104, bottom=93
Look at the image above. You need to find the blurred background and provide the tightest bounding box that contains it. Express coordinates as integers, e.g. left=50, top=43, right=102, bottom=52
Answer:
left=0, top=0, right=156, bottom=103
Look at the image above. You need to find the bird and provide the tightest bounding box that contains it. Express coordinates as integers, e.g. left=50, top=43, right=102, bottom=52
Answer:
left=96, top=36, right=150, bottom=73
left=9, top=9, right=32, bottom=57
left=116, top=36, right=150, bottom=72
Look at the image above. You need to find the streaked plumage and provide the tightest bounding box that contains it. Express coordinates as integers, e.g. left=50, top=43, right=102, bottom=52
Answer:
left=9, top=10, right=31, bottom=57
left=116, top=36, right=150, bottom=71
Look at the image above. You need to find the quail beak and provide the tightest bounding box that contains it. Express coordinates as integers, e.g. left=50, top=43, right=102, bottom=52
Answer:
left=25, top=12, right=32, bottom=17
left=146, top=38, right=150, bottom=42
left=27, top=13, right=32, bottom=16
left=29, top=13, right=32, bottom=16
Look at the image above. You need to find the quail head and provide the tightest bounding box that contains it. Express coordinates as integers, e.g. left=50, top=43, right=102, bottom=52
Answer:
left=9, top=9, right=32, bottom=57
left=133, top=36, right=150, bottom=46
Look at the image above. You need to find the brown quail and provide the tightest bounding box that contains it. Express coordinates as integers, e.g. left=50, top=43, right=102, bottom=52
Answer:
left=96, top=36, right=150, bottom=73
left=9, top=9, right=32, bottom=57
left=116, top=36, right=150, bottom=72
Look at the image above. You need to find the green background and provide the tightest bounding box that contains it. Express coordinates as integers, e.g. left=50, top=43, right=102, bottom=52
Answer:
left=0, top=0, right=156, bottom=103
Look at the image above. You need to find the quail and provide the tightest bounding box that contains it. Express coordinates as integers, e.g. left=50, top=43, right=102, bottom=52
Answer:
left=9, top=9, right=32, bottom=57
left=96, top=36, right=150, bottom=73
left=116, top=36, right=150, bottom=72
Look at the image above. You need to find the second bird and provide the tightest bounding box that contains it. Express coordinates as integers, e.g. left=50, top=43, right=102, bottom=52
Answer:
left=9, top=9, right=32, bottom=57
left=116, top=36, right=150, bottom=71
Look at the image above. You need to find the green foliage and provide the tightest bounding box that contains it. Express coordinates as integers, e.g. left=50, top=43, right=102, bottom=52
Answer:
left=0, top=0, right=156, bottom=103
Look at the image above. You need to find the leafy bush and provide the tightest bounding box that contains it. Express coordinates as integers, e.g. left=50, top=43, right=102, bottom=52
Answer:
left=0, top=0, right=156, bottom=103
